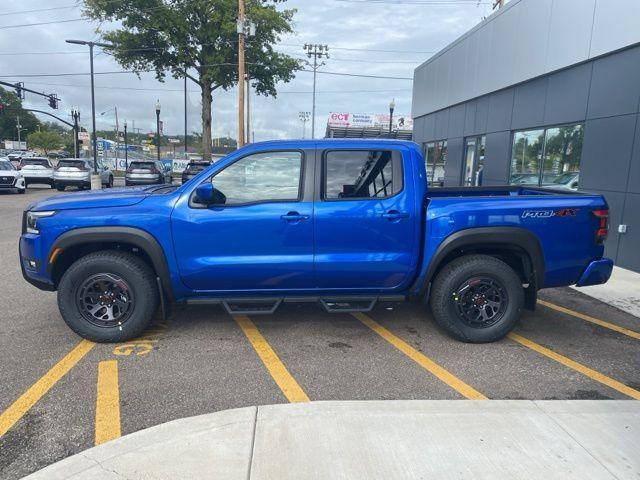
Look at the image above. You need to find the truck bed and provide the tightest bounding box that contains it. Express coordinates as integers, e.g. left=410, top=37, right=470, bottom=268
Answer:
left=426, top=186, right=589, bottom=199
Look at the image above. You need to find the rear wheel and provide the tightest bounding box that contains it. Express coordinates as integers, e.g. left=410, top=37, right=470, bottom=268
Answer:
left=429, top=255, right=524, bottom=343
left=57, top=251, right=159, bottom=342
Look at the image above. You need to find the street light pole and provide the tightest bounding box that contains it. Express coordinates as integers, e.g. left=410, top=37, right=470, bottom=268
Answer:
left=298, top=111, right=310, bottom=139
left=66, top=39, right=112, bottom=178
left=389, top=99, right=395, bottom=136
left=155, top=100, right=161, bottom=163
left=303, top=44, right=329, bottom=139
left=237, top=0, right=246, bottom=148
left=124, top=120, right=128, bottom=170
left=71, top=109, right=80, bottom=158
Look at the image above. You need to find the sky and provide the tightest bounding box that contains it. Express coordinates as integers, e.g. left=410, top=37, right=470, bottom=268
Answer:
left=0, top=0, right=497, bottom=142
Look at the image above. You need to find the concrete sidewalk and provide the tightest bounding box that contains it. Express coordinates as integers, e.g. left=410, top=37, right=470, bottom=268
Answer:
left=574, top=266, right=640, bottom=318
left=25, top=400, right=640, bottom=479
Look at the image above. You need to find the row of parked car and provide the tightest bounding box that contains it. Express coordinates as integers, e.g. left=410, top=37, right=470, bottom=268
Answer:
left=0, top=155, right=213, bottom=194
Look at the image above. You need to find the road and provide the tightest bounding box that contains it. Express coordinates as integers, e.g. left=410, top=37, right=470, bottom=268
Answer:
left=1, top=187, right=639, bottom=479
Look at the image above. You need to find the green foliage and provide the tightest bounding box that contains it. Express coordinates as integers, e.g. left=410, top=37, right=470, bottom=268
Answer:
left=82, top=0, right=301, bottom=156
left=27, top=130, right=63, bottom=154
left=0, top=86, right=41, bottom=142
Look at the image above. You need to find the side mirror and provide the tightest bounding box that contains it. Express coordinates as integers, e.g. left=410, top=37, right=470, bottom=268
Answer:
left=194, top=182, right=226, bottom=205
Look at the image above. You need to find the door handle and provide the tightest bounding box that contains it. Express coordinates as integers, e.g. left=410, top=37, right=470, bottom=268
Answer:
left=281, top=212, right=310, bottom=222
left=381, top=210, right=409, bottom=221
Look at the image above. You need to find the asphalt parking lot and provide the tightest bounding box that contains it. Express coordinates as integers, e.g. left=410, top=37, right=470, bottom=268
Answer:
left=1, top=187, right=639, bottom=480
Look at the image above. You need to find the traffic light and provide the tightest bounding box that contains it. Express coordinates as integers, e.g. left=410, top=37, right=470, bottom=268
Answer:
left=48, top=94, right=58, bottom=109
left=14, top=82, right=24, bottom=100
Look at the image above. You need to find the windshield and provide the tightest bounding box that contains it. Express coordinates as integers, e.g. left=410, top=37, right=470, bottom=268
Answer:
left=0, top=160, right=14, bottom=170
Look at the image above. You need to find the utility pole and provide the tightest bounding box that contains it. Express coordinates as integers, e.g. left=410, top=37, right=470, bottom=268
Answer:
left=237, top=0, right=246, bottom=148
left=303, top=44, right=329, bottom=139
left=184, top=75, right=188, bottom=156
left=124, top=120, right=128, bottom=170
left=493, top=0, right=504, bottom=9
left=246, top=71, right=251, bottom=144
left=16, top=115, right=22, bottom=145
left=71, top=109, right=80, bottom=158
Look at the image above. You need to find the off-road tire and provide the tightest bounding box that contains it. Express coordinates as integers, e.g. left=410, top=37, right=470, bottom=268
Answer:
left=58, top=250, right=159, bottom=342
left=429, top=254, right=524, bottom=343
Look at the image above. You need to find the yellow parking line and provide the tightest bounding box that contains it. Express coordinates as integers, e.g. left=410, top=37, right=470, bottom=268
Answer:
left=507, top=332, right=640, bottom=400
left=95, top=360, right=121, bottom=445
left=0, top=339, right=95, bottom=438
left=234, top=315, right=310, bottom=403
left=538, top=299, right=640, bottom=341
left=352, top=312, right=486, bottom=400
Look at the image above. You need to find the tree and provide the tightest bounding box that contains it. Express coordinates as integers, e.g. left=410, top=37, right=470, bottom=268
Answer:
left=42, top=121, right=74, bottom=153
left=0, top=86, right=41, bottom=143
left=83, top=0, right=301, bottom=159
left=27, top=130, right=63, bottom=154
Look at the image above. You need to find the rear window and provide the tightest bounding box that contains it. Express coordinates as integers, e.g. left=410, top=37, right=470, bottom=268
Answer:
left=21, top=159, right=50, bottom=167
left=58, top=160, right=86, bottom=169
left=130, top=162, right=154, bottom=170
left=185, top=163, right=209, bottom=173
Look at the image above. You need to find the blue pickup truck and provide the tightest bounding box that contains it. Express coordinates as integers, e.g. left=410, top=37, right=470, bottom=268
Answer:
left=19, top=139, right=613, bottom=343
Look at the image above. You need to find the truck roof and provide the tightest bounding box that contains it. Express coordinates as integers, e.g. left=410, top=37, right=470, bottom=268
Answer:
left=243, top=138, right=419, bottom=150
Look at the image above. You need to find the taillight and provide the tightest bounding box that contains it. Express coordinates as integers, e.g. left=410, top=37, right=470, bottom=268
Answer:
left=592, top=208, right=609, bottom=245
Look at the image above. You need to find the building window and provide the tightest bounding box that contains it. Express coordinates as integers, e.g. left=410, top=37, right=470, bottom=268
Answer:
left=510, top=124, right=583, bottom=189
left=462, top=135, right=485, bottom=186
left=423, top=140, right=447, bottom=187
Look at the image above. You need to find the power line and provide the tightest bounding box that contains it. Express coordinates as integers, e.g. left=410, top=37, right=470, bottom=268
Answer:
left=279, top=43, right=435, bottom=54
left=0, top=5, right=77, bottom=17
left=0, top=18, right=85, bottom=30
left=335, top=0, right=491, bottom=4
left=301, top=69, right=412, bottom=80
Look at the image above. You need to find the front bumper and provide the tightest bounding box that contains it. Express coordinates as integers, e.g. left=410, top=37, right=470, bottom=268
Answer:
left=575, top=258, right=614, bottom=287
left=19, top=235, right=55, bottom=291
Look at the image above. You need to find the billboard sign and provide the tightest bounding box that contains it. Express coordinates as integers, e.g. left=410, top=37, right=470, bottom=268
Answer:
left=327, top=112, right=413, bottom=130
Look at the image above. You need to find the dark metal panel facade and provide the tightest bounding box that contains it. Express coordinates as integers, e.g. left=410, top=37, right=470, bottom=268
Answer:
left=413, top=44, right=640, bottom=271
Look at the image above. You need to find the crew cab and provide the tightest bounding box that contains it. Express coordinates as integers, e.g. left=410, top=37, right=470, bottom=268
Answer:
left=19, top=139, right=613, bottom=343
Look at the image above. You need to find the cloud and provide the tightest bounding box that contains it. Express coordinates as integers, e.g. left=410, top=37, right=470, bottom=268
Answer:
left=0, top=0, right=490, bottom=141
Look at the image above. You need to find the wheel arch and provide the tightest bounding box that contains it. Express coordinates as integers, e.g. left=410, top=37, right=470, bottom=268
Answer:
left=420, top=227, right=544, bottom=307
left=47, top=226, right=174, bottom=301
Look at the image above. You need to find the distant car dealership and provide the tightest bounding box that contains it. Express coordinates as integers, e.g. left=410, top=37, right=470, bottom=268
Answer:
left=411, top=0, right=640, bottom=272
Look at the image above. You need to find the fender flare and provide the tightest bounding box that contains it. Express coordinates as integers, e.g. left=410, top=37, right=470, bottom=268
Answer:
left=48, top=226, right=174, bottom=301
left=419, top=227, right=545, bottom=296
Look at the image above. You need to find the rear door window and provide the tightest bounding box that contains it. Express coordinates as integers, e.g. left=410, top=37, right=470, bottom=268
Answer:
left=323, top=150, right=402, bottom=200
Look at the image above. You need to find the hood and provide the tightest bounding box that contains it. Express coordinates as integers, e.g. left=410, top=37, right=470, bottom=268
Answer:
left=0, top=169, right=19, bottom=176
left=30, top=186, right=152, bottom=212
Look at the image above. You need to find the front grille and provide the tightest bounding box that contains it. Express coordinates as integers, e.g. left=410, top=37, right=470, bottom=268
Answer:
left=0, top=176, right=15, bottom=186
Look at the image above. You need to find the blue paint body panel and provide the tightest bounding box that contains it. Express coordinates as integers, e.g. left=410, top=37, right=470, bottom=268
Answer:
left=19, top=139, right=612, bottom=301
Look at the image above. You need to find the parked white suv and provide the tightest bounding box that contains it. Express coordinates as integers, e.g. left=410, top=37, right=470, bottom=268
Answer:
left=18, top=157, right=54, bottom=188
left=53, top=159, right=114, bottom=191
left=0, top=157, right=25, bottom=194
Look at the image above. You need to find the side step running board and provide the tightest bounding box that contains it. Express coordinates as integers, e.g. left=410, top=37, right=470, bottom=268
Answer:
left=185, top=295, right=405, bottom=315
left=320, top=298, right=377, bottom=313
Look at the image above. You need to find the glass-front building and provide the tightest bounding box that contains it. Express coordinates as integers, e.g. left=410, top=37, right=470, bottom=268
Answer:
left=411, top=0, right=640, bottom=272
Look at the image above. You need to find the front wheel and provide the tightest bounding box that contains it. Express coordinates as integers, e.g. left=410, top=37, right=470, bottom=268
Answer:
left=429, top=255, right=524, bottom=343
left=57, top=251, right=159, bottom=342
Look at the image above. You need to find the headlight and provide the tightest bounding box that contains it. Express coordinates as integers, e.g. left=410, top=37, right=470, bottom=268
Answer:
left=26, top=211, right=56, bottom=234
